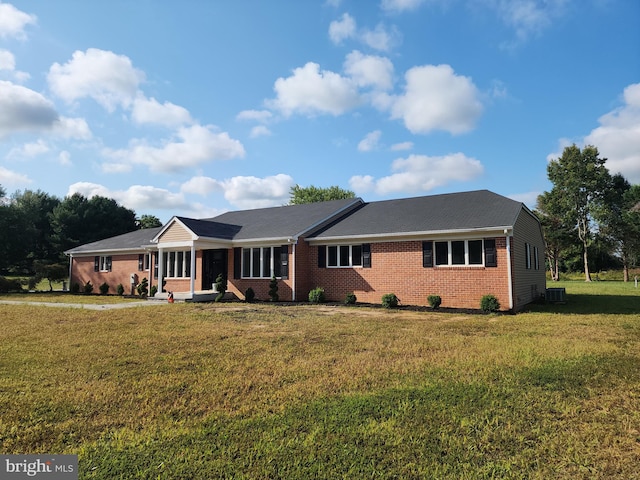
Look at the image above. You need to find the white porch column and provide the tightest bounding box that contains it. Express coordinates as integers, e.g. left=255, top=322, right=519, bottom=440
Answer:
left=190, top=244, right=196, bottom=295
left=158, top=247, right=164, bottom=293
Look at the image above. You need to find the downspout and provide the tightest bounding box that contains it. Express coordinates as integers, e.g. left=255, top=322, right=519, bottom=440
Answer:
left=67, top=254, right=73, bottom=291
left=291, top=242, right=296, bottom=301
left=190, top=244, right=196, bottom=296
left=506, top=232, right=514, bottom=311
left=158, top=247, right=164, bottom=293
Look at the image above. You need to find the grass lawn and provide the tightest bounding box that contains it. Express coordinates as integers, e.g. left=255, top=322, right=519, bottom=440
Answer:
left=1, top=282, right=639, bottom=479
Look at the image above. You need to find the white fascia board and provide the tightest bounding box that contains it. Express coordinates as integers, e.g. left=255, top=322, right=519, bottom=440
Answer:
left=193, top=237, right=233, bottom=249
left=64, top=247, right=148, bottom=257
left=307, top=226, right=513, bottom=245
left=230, top=236, right=296, bottom=247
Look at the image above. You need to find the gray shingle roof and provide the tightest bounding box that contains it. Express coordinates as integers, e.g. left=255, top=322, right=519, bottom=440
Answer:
left=308, top=190, right=524, bottom=239
left=65, top=227, right=162, bottom=254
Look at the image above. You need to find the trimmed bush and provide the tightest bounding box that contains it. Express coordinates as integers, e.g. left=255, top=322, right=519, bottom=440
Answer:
left=71, top=282, right=80, bottom=294
left=116, top=283, right=125, bottom=296
left=382, top=293, right=399, bottom=308
left=136, top=277, right=149, bottom=297
left=308, top=287, right=325, bottom=303
left=0, top=276, right=22, bottom=293
left=268, top=276, right=279, bottom=302
left=427, top=294, right=442, bottom=309
left=99, top=282, right=110, bottom=295
left=214, top=273, right=227, bottom=302
left=83, top=281, right=93, bottom=294
left=480, top=294, right=501, bottom=313
left=245, top=287, right=255, bottom=303
left=344, top=292, right=357, bottom=305
left=150, top=285, right=158, bottom=297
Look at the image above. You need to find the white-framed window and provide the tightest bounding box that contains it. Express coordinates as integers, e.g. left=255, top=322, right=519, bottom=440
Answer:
left=163, top=251, right=191, bottom=278
left=94, top=255, right=112, bottom=272
left=242, top=246, right=285, bottom=278
left=327, top=244, right=363, bottom=268
left=434, top=240, right=485, bottom=266
left=138, top=253, right=151, bottom=271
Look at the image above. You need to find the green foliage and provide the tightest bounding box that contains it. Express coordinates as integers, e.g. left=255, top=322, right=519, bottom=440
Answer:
left=427, top=294, right=442, bottom=309
left=71, top=282, right=80, bottom=294
left=136, top=214, right=163, bottom=229
left=480, top=294, right=500, bottom=313
left=32, top=261, right=68, bottom=292
left=244, top=287, right=255, bottom=303
left=99, top=282, right=110, bottom=295
left=214, top=273, right=227, bottom=302
left=116, top=283, right=125, bottom=296
left=150, top=285, right=157, bottom=297
left=289, top=184, right=355, bottom=205
left=308, top=287, right=325, bottom=303
left=344, top=292, right=357, bottom=305
left=83, top=281, right=93, bottom=294
left=382, top=293, right=399, bottom=308
left=136, top=277, right=149, bottom=297
left=0, top=276, right=22, bottom=293
left=268, top=276, right=279, bottom=302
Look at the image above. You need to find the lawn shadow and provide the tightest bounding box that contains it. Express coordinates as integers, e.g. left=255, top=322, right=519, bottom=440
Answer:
left=528, top=293, right=640, bottom=315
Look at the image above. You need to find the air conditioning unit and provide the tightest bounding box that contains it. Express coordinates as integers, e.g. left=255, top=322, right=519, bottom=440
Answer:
left=545, top=287, right=566, bottom=303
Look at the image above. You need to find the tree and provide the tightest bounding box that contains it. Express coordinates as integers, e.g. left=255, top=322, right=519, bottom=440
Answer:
left=289, top=184, right=356, bottom=205
left=535, top=190, right=575, bottom=281
left=545, top=145, right=612, bottom=281
left=137, top=214, right=163, bottom=229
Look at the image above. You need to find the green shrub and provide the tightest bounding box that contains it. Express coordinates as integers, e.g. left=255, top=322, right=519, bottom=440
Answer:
left=268, top=276, right=279, bottom=302
left=308, top=287, right=325, bottom=303
left=345, top=292, right=357, bottom=305
left=136, top=278, right=149, bottom=297
left=150, top=285, right=157, bottom=297
left=382, top=293, right=399, bottom=308
left=116, top=283, right=125, bottom=296
left=99, top=282, right=110, bottom=295
left=480, top=294, right=500, bottom=313
left=427, top=294, right=442, bottom=309
left=0, top=276, right=22, bottom=293
left=245, top=287, right=255, bottom=303
left=83, top=281, right=93, bottom=294
left=214, top=273, right=227, bottom=302
left=71, top=282, right=80, bottom=294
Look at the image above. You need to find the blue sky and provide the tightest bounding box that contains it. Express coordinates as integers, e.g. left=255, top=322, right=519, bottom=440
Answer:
left=0, top=0, right=638, bottom=222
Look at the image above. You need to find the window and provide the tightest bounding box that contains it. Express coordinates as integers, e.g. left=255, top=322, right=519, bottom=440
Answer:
left=138, top=253, right=150, bottom=271
left=242, top=246, right=285, bottom=279
left=534, top=245, right=539, bottom=270
left=431, top=240, right=490, bottom=267
left=163, top=251, right=191, bottom=278
left=94, top=256, right=112, bottom=272
left=326, top=245, right=363, bottom=268
left=525, top=243, right=531, bottom=269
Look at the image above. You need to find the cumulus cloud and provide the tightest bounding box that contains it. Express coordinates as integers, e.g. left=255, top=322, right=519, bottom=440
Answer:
left=0, top=80, right=59, bottom=138
left=344, top=50, right=394, bottom=91
left=52, top=116, right=92, bottom=139
left=221, top=174, right=294, bottom=209
left=58, top=150, right=72, bottom=166
left=131, top=95, right=193, bottom=127
left=0, top=166, right=31, bottom=186
left=0, top=49, right=15, bottom=70
left=390, top=141, right=413, bottom=151
left=48, top=48, right=144, bottom=111
left=7, top=139, right=49, bottom=159
left=103, top=124, right=245, bottom=173
left=329, top=13, right=356, bottom=44
left=357, top=130, right=382, bottom=152
left=381, top=0, right=426, bottom=12
left=0, top=3, right=36, bottom=39
left=390, top=64, right=483, bottom=134
left=236, top=109, right=273, bottom=123
left=329, top=13, right=400, bottom=52
left=180, top=176, right=224, bottom=196
left=250, top=125, right=272, bottom=138
left=267, top=62, right=360, bottom=117
left=349, top=153, right=484, bottom=194
left=584, top=83, right=640, bottom=183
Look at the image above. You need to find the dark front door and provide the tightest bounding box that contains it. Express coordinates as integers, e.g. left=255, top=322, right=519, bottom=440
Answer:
left=202, top=249, right=228, bottom=290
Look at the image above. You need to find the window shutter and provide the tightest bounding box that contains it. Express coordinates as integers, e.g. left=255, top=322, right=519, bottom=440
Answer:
left=138, top=254, right=144, bottom=271
left=484, top=239, right=497, bottom=267
left=107, top=256, right=112, bottom=272
left=318, top=246, right=326, bottom=268
left=362, top=244, right=371, bottom=268
left=280, top=245, right=289, bottom=279
left=422, top=241, right=433, bottom=267
left=94, top=256, right=99, bottom=272
left=233, top=247, right=242, bottom=279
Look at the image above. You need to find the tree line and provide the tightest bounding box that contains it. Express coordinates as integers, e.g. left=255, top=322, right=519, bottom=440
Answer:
left=0, top=187, right=161, bottom=287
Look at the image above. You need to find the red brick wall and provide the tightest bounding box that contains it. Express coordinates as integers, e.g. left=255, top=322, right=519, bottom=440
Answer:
left=70, top=254, right=148, bottom=295
left=225, top=249, right=294, bottom=301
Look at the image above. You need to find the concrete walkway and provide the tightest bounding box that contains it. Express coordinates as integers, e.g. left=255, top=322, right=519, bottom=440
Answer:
left=0, top=299, right=168, bottom=310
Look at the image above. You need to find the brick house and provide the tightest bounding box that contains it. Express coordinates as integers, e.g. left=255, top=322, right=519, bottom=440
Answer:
left=65, top=190, right=546, bottom=311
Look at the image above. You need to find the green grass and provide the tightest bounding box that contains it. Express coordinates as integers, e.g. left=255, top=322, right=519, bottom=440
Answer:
left=1, top=282, right=640, bottom=478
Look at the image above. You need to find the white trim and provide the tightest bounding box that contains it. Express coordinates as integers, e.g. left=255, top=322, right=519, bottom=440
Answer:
left=190, top=244, right=196, bottom=295
left=291, top=243, right=296, bottom=302
left=507, top=235, right=514, bottom=310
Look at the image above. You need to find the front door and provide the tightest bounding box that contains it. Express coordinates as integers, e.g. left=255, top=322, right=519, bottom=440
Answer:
left=202, top=249, right=228, bottom=290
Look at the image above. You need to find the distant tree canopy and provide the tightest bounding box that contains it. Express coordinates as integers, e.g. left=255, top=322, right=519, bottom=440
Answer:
left=289, top=184, right=356, bottom=205
left=137, top=214, right=163, bottom=229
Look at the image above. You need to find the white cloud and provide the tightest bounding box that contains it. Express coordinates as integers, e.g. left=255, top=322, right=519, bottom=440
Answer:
left=180, top=176, right=224, bottom=196
left=381, top=0, right=426, bottom=12
left=584, top=83, right=640, bottom=183
left=7, top=139, right=49, bottom=159
left=390, top=141, right=413, bottom=151
left=329, top=13, right=356, bottom=44
left=236, top=109, right=273, bottom=123
left=103, top=124, right=245, bottom=173
left=357, top=130, right=382, bottom=152
left=267, top=62, right=360, bottom=117
left=221, top=174, right=294, bottom=209
left=48, top=48, right=144, bottom=111
left=68, top=182, right=192, bottom=212
left=508, top=191, right=540, bottom=209
left=0, top=49, right=15, bottom=70
left=58, top=150, right=72, bottom=166
left=0, top=3, right=36, bottom=39
left=131, top=95, right=193, bottom=127
left=390, top=64, right=483, bottom=134
left=0, top=166, right=31, bottom=186
left=52, top=116, right=92, bottom=139
left=250, top=125, right=272, bottom=138
left=0, top=80, right=59, bottom=138
left=344, top=50, right=394, bottom=91
left=360, top=23, right=400, bottom=52
left=350, top=153, right=484, bottom=194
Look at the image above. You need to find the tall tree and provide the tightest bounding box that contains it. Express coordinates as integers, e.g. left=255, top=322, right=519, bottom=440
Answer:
left=289, top=185, right=356, bottom=205
left=535, top=190, right=575, bottom=281
left=545, top=144, right=612, bottom=281
left=137, top=214, right=163, bottom=229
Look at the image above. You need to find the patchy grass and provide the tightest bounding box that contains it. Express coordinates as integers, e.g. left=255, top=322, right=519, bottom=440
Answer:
left=0, top=292, right=145, bottom=304
left=1, top=283, right=639, bottom=478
